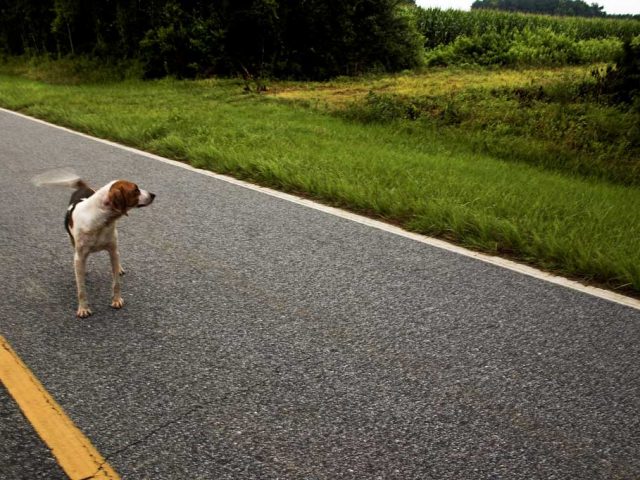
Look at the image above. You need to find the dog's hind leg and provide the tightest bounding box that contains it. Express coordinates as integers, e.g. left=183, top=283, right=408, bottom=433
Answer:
left=74, top=250, right=92, bottom=318
left=108, top=245, right=124, bottom=309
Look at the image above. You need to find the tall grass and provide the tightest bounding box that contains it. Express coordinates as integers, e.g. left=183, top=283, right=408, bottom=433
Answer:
left=0, top=55, right=143, bottom=84
left=273, top=67, right=640, bottom=187
left=1, top=73, right=639, bottom=294
left=339, top=86, right=640, bottom=186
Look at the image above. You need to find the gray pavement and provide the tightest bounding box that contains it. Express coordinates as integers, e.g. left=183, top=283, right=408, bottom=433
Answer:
left=1, top=109, right=639, bottom=479
left=0, top=385, right=66, bottom=479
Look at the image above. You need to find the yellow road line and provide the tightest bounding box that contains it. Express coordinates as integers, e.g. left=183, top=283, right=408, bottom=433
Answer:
left=0, top=336, right=120, bottom=479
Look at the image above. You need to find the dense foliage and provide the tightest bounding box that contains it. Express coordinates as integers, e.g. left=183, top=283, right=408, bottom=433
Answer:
left=414, top=8, right=640, bottom=66
left=0, top=0, right=424, bottom=79
left=592, top=38, right=640, bottom=104
left=416, top=7, right=640, bottom=49
left=1, top=0, right=638, bottom=76
left=471, top=0, right=606, bottom=17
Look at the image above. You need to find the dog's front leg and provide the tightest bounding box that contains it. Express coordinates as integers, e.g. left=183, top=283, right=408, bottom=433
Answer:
left=74, top=250, right=91, bottom=318
left=108, top=245, right=124, bottom=309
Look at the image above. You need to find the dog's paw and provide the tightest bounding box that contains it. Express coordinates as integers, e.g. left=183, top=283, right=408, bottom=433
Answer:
left=76, top=306, right=92, bottom=318
left=111, top=297, right=125, bottom=309
left=118, top=267, right=125, bottom=276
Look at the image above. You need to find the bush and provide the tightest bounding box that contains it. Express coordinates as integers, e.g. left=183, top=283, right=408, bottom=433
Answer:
left=340, top=92, right=419, bottom=123
left=426, top=31, right=510, bottom=66
left=575, top=37, right=623, bottom=63
left=592, top=36, right=640, bottom=104
left=140, top=2, right=226, bottom=79
left=425, top=27, right=623, bottom=67
left=507, top=28, right=581, bottom=65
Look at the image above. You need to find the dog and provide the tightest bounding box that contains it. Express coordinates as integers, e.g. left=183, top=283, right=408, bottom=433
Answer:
left=34, top=170, right=155, bottom=318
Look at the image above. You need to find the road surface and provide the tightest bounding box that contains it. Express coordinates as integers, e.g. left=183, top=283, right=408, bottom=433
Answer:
left=1, top=109, right=639, bottom=479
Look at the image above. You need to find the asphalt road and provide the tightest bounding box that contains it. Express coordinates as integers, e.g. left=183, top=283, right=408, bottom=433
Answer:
left=1, top=109, right=639, bottom=480
left=0, top=385, right=66, bottom=479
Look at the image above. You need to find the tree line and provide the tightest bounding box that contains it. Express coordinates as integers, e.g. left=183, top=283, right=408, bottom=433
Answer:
left=0, top=0, right=424, bottom=79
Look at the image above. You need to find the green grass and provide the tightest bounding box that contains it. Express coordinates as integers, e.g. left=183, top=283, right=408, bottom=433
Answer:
left=272, top=67, right=640, bottom=187
left=1, top=72, right=639, bottom=294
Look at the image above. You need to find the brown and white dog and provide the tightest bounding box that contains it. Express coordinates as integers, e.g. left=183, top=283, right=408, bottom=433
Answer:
left=34, top=170, right=155, bottom=318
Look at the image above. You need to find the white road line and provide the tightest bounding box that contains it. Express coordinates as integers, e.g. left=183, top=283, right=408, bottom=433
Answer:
left=3, top=107, right=639, bottom=311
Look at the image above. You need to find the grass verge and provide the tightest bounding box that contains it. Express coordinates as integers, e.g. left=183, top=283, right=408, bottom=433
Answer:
left=1, top=72, right=639, bottom=294
left=271, top=67, right=640, bottom=187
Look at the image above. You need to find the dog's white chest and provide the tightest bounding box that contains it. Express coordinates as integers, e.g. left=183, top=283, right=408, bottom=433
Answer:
left=78, top=224, right=117, bottom=252
left=71, top=201, right=118, bottom=252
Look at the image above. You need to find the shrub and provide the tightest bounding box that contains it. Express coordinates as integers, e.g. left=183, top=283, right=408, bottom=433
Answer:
left=592, top=36, right=640, bottom=104
left=575, top=37, right=622, bottom=63
left=340, top=92, right=419, bottom=123
left=139, top=2, right=226, bottom=79
left=426, top=32, right=511, bottom=66
left=505, top=28, right=583, bottom=65
left=425, top=26, right=624, bottom=67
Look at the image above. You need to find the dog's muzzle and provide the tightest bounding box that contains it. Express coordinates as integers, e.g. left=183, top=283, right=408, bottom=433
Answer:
left=138, top=190, right=155, bottom=207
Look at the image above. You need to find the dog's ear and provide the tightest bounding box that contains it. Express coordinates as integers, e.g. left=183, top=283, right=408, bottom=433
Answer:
left=108, top=183, right=129, bottom=216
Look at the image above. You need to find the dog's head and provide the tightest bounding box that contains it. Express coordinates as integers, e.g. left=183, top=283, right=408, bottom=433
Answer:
left=108, top=180, right=155, bottom=216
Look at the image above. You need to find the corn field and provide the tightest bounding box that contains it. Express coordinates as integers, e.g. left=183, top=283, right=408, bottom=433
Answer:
left=413, top=7, right=640, bottom=66
left=415, top=8, right=640, bottom=49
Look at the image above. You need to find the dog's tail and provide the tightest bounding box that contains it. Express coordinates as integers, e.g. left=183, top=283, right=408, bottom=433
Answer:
left=32, top=168, right=89, bottom=190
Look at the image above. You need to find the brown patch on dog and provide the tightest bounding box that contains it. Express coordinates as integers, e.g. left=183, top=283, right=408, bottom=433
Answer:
left=108, top=180, right=140, bottom=216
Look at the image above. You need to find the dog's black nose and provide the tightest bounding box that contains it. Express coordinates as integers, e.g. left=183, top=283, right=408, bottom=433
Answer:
left=139, top=192, right=156, bottom=208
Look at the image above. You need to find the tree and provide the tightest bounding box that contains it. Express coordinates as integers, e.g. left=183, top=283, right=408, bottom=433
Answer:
left=1, top=0, right=425, bottom=80
left=0, top=0, right=56, bottom=55
left=594, top=39, right=640, bottom=104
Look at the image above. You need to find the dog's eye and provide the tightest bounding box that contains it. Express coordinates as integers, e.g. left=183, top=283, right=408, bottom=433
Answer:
left=134, top=187, right=140, bottom=194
